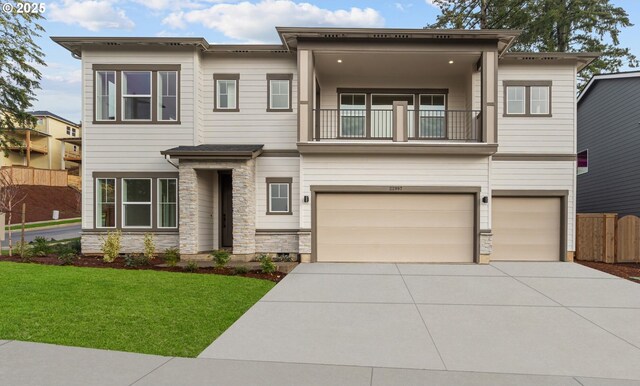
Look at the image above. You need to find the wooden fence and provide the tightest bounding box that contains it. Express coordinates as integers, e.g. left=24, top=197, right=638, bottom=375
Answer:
left=1, top=166, right=69, bottom=187
left=576, top=213, right=640, bottom=263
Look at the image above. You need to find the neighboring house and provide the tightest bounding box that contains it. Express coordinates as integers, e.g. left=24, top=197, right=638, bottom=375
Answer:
left=1, top=111, right=82, bottom=171
left=577, top=71, right=640, bottom=217
left=53, top=28, right=597, bottom=263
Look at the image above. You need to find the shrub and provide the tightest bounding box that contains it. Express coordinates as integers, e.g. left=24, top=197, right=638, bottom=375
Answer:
left=53, top=242, right=77, bottom=265
left=15, top=241, right=32, bottom=262
left=183, top=261, right=199, bottom=272
left=101, top=230, right=122, bottom=263
left=259, top=254, right=277, bottom=274
left=57, top=251, right=76, bottom=266
left=233, top=265, right=249, bottom=275
left=124, top=254, right=149, bottom=267
left=68, top=238, right=82, bottom=254
left=31, top=237, right=52, bottom=257
left=164, top=247, right=180, bottom=267
left=211, top=249, right=231, bottom=268
left=143, top=233, right=156, bottom=260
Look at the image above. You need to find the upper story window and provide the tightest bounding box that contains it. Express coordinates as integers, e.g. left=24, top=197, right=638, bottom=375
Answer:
left=214, top=74, right=239, bottom=112
left=93, top=64, right=180, bottom=124
left=504, top=81, right=552, bottom=117
left=96, top=70, right=116, bottom=121
left=122, top=71, right=152, bottom=121
left=66, top=127, right=77, bottom=136
left=340, top=93, right=366, bottom=137
left=267, top=74, right=293, bottom=112
left=158, top=71, right=178, bottom=121
left=577, top=149, right=588, bottom=175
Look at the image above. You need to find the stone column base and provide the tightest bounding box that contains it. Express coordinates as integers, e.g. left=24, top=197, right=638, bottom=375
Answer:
left=300, top=253, right=311, bottom=263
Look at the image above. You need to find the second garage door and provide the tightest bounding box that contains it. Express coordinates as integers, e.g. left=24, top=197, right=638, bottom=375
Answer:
left=315, top=193, right=475, bottom=263
left=492, top=196, right=562, bottom=261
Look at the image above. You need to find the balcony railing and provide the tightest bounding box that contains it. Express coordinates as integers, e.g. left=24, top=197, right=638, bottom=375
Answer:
left=313, top=109, right=482, bottom=142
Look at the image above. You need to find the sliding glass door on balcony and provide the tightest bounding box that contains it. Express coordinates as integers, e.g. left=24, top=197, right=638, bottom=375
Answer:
left=371, top=94, right=413, bottom=139
left=417, top=94, right=446, bottom=139
left=339, top=94, right=366, bottom=137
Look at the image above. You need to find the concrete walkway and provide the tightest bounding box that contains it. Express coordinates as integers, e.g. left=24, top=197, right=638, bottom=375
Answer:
left=2, top=262, right=640, bottom=385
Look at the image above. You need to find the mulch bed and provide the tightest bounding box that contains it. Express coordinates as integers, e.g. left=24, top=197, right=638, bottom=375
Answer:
left=576, top=260, right=640, bottom=283
left=0, top=255, right=286, bottom=283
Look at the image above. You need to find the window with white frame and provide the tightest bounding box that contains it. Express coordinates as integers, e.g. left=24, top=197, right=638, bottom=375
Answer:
left=504, top=81, right=552, bottom=116
left=96, top=71, right=116, bottom=121
left=266, top=178, right=292, bottom=215
left=577, top=150, right=588, bottom=175
left=122, top=71, right=152, bottom=120
left=506, top=86, right=526, bottom=115
left=122, top=178, right=152, bottom=228
left=267, top=74, right=292, bottom=111
left=158, top=71, right=178, bottom=121
left=214, top=75, right=239, bottom=111
left=158, top=178, right=177, bottom=228
left=530, top=86, right=550, bottom=115
left=96, top=178, right=116, bottom=228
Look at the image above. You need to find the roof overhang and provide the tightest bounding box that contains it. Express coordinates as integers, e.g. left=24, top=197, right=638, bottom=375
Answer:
left=58, top=137, right=82, bottom=146
left=277, top=27, right=521, bottom=55
left=500, top=52, right=600, bottom=72
left=161, top=144, right=264, bottom=160
left=578, top=70, right=640, bottom=103
left=13, top=128, right=51, bottom=137
left=51, top=36, right=210, bottom=58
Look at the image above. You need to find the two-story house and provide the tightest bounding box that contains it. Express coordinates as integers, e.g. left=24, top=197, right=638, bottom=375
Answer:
left=2, top=110, right=82, bottom=171
left=53, top=28, right=596, bottom=263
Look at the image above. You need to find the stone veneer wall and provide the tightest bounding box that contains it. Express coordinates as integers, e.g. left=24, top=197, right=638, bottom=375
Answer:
left=255, top=232, right=299, bottom=253
left=480, top=232, right=492, bottom=255
left=82, top=232, right=179, bottom=254
left=298, top=231, right=311, bottom=254
left=178, top=159, right=256, bottom=255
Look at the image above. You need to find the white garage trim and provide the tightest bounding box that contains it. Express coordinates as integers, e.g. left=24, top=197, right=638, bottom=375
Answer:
left=310, top=185, right=481, bottom=263
left=492, top=190, right=568, bottom=261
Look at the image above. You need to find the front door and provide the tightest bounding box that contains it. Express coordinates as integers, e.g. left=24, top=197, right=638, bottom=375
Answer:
left=219, top=172, right=233, bottom=248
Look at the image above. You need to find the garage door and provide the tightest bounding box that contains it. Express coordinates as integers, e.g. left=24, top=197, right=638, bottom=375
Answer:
left=315, top=193, right=475, bottom=263
left=492, top=197, right=561, bottom=261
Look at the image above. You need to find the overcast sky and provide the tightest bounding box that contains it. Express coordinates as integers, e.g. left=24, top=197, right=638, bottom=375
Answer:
left=31, top=0, right=640, bottom=123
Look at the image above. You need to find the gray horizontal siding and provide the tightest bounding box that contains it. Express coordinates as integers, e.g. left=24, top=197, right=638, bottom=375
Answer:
left=577, top=77, right=640, bottom=216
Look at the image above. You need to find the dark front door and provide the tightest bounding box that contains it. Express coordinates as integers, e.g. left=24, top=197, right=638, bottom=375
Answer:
left=220, top=172, right=233, bottom=248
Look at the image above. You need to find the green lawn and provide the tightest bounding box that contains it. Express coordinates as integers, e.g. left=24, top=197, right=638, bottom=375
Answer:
left=0, top=262, right=274, bottom=357
left=6, top=217, right=81, bottom=231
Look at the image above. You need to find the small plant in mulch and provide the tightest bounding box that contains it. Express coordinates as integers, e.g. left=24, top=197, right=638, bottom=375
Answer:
left=31, top=237, right=52, bottom=257
left=101, top=230, right=122, bottom=263
left=183, top=261, right=199, bottom=272
left=233, top=265, right=249, bottom=275
left=143, top=233, right=156, bottom=260
left=15, top=241, right=33, bottom=262
left=164, top=247, right=180, bottom=267
left=259, top=254, right=277, bottom=274
left=54, top=242, right=78, bottom=266
left=123, top=254, right=150, bottom=268
left=211, top=249, right=231, bottom=268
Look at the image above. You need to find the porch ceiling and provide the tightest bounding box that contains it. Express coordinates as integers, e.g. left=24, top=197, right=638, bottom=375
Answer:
left=315, top=52, right=480, bottom=83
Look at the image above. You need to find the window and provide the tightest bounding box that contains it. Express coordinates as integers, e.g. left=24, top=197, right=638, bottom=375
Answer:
left=96, top=71, right=116, bottom=121
left=504, top=81, right=552, bottom=116
left=158, top=71, right=178, bottom=121
left=266, top=178, right=292, bottom=215
left=267, top=74, right=292, bottom=111
left=419, top=94, right=446, bottom=138
left=73, top=145, right=78, bottom=152
left=96, top=178, right=116, bottom=228
left=36, top=118, right=44, bottom=125
left=158, top=178, right=177, bottom=228
left=578, top=150, right=588, bottom=175
left=66, top=126, right=71, bottom=135
left=122, top=71, right=152, bottom=120
left=73, top=128, right=77, bottom=136
left=93, top=65, right=180, bottom=124
left=214, top=74, right=239, bottom=111
left=340, top=94, right=366, bottom=137
left=530, top=86, right=550, bottom=115
left=506, top=86, right=526, bottom=115
left=122, top=178, right=152, bottom=228
left=67, top=127, right=77, bottom=137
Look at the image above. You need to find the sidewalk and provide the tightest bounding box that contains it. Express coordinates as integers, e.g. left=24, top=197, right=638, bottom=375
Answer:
left=0, top=340, right=637, bottom=386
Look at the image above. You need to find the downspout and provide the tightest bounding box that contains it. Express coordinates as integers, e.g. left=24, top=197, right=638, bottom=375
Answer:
left=164, top=154, right=178, bottom=169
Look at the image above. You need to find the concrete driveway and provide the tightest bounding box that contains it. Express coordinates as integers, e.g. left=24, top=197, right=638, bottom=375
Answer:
left=200, top=262, right=640, bottom=382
